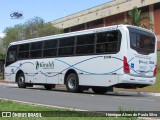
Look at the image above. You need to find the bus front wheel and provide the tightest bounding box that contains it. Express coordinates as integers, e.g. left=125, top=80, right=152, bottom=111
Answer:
left=66, top=73, right=81, bottom=93
left=92, top=87, right=108, bottom=94
left=17, top=73, right=26, bottom=88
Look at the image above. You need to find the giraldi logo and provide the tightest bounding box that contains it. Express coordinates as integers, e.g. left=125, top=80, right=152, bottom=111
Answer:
left=36, top=61, right=54, bottom=70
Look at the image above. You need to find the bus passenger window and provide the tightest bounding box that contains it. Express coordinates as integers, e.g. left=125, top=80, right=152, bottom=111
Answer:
left=96, top=44, right=106, bottom=53
left=76, top=34, right=95, bottom=55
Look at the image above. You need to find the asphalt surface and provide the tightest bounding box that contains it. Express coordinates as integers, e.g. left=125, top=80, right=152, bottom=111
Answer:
left=0, top=83, right=160, bottom=111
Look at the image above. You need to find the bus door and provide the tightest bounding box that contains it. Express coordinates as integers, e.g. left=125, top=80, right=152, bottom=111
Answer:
left=5, top=45, right=18, bottom=81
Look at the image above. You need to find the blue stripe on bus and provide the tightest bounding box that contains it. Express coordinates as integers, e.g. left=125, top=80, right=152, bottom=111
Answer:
left=5, top=56, right=136, bottom=77
left=55, top=58, right=123, bottom=75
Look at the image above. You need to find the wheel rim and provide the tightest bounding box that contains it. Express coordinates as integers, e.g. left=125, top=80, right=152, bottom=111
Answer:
left=19, top=76, right=24, bottom=84
left=68, top=77, right=76, bottom=89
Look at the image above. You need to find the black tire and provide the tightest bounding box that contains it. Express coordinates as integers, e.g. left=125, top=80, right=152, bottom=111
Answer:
left=92, top=87, right=108, bottom=94
left=44, top=84, right=55, bottom=90
left=17, top=73, right=26, bottom=88
left=66, top=73, right=81, bottom=93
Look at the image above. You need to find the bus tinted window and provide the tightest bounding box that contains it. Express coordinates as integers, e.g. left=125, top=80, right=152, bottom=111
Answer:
left=19, top=44, right=30, bottom=52
left=96, top=43, right=118, bottom=53
left=76, top=45, right=94, bottom=54
left=18, top=44, right=30, bottom=60
left=30, top=51, right=42, bottom=58
left=30, top=42, right=43, bottom=58
left=77, top=34, right=95, bottom=45
left=59, top=47, right=74, bottom=56
left=59, top=37, right=75, bottom=47
left=18, top=52, right=29, bottom=59
left=137, top=35, right=155, bottom=50
left=44, top=40, right=57, bottom=49
left=76, top=34, right=95, bottom=55
left=43, top=40, right=58, bottom=57
left=31, top=42, right=43, bottom=50
left=97, top=31, right=118, bottom=43
left=96, top=31, right=120, bottom=54
left=58, top=37, right=75, bottom=56
left=128, top=27, right=155, bottom=54
left=43, top=49, right=57, bottom=57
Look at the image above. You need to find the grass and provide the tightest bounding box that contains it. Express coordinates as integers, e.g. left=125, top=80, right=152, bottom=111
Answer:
left=0, top=100, right=134, bottom=120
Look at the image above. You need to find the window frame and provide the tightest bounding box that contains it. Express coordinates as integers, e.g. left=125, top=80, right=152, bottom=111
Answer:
left=18, top=43, right=30, bottom=60
left=128, top=27, right=155, bottom=55
left=95, top=30, right=121, bottom=54
left=29, top=41, right=43, bottom=59
left=43, top=39, right=58, bottom=58
left=11, top=29, right=122, bottom=61
left=75, top=33, right=96, bottom=55
left=58, top=37, right=75, bottom=56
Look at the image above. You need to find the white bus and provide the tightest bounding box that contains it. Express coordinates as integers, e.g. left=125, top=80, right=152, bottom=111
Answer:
left=5, top=25, right=157, bottom=94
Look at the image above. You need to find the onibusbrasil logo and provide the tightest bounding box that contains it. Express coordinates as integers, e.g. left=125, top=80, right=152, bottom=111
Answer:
left=36, top=61, right=54, bottom=70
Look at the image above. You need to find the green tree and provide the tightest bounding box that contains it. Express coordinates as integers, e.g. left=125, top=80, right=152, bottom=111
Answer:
left=3, top=24, right=25, bottom=49
left=0, top=52, right=5, bottom=58
left=24, top=17, right=44, bottom=39
left=2, top=17, right=63, bottom=50
left=24, top=17, right=63, bottom=39
left=124, top=7, right=153, bottom=29
left=0, top=37, right=5, bottom=58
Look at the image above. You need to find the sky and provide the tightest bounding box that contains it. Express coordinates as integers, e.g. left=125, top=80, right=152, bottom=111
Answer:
left=0, top=0, right=111, bottom=37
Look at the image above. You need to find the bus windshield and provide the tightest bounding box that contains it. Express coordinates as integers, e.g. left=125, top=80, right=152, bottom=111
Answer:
left=128, top=27, right=155, bottom=55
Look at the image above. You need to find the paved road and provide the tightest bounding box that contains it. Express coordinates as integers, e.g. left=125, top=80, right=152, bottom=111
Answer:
left=0, top=83, right=160, bottom=111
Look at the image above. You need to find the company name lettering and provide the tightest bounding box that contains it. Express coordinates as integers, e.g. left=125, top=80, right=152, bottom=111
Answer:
left=36, top=61, right=54, bottom=70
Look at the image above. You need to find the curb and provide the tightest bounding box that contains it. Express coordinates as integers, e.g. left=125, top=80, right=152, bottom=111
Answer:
left=145, top=92, right=160, bottom=97
left=114, top=90, right=160, bottom=97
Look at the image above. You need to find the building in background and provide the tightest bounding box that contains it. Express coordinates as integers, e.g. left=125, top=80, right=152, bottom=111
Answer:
left=51, top=0, right=160, bottom=50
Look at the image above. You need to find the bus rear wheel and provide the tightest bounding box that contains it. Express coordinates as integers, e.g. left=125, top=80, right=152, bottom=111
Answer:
left=44, top=84, right=55, bottom=90
left=92, top=87, right=108, bottom=94
left=66, top=73, right=81, bottom=93
left=17, top=73, right=26, bottom=88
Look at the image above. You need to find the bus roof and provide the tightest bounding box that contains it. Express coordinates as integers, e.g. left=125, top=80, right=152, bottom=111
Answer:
left=9, top=25, right=154, bottom=46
